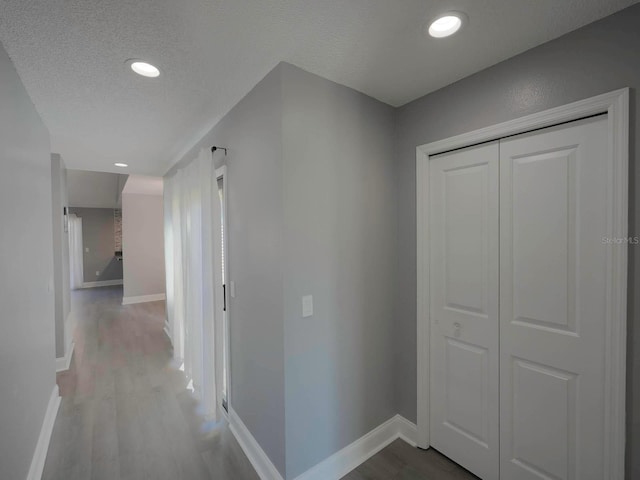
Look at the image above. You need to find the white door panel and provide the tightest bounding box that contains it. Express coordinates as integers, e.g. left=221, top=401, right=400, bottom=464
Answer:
left=430, top=141, right=499, bottom=480
left=499, top=116, right=608, bottom=480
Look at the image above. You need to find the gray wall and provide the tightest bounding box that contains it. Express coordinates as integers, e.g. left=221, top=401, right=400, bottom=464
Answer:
left=67, top=170, right=125, bottom=208
left=51, top=154, right=71, bottom=358
left=394, top=5, right=640, bottom=477
left=0, top=41, right=55, bottom=480
left=69, top=207, right=123, bottom=283
left=168, top=66, right=287, bottom=474
left=122, top=193, right=166, bottom=298
left=281, top=64, right=397, bottom=478
left=167, top=63, right=398, bottom=479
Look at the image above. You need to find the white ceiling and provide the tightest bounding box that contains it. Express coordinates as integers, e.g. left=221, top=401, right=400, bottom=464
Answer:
left=0, top=1, right=636, bottom=176
left=67, top=170, right=127, bottom=208
left=122, top=175, right=164, bottom=196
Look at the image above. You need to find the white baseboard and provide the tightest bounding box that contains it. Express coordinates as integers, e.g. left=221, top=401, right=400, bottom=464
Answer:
left=293, top=414, right=417, bottom=480
left=26, top=385, right=61, bottom=480
left=55, top=340, right=75, bottom=373
left=169, top=357, right=184, bottom=370
left=395, top=415, right=418, bottom=447
left=229, top=407, right=285, bottom=480
left=82, top=279, right=123, bottom=288
left=163, top=324, right=172, bottom=344
left=228, top=408, right=417, bottom=480
left=122, top=293, right=166, bottom=305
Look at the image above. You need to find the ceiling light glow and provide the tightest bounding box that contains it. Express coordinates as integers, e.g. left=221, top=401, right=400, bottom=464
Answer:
left=129, top=61, right=160, bottom=78
left=428, top=13, right=464, bottom=38
left=114, top=163, right=128, bottom=168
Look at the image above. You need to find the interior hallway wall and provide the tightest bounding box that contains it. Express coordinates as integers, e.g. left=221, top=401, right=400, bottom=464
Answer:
left=167, top=63, right=398, bottom=479
left=394, top=4, right=640, bottom=477
left=51, top=154, right=71, bottom=358
left=68, top=207, right=123, bottom=283
left=167, top=66, right=287, bottom=475
left=281, top=64, right=397, bottom=479
left=0, top=40, right=55, bottom=480
left=121, top=193, right=166, bottom=299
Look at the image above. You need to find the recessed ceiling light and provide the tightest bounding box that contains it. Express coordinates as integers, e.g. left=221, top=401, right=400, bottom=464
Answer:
left=128, top=60, right=160, bottom=78
left=114, top=163, right=128, bottom=168
left=428, top=12, right=466, bottom=38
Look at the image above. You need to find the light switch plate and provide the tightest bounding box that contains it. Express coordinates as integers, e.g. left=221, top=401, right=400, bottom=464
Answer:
left=230, top=281, right=236, bottom=298
left=302, top=295, right=313, bottom=318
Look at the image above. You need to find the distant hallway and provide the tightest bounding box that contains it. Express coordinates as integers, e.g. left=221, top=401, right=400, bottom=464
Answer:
left=44, top=286, right=258, bottom=480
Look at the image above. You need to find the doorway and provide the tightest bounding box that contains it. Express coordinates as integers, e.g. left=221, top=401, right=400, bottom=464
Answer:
left=416, top=89, right=628, bottom=480
left=214, top=166, right=230, bottom=413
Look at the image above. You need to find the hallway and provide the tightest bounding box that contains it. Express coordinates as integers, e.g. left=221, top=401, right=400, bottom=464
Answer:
left=43, top=287, right=259, bottom=480
left=43, top=287, right=476, bottom=480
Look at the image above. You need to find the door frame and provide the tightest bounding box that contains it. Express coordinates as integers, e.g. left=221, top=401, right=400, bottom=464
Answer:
left=416, top=88, right=629, bottom=479
left=215, top=165, right=232, bottom=416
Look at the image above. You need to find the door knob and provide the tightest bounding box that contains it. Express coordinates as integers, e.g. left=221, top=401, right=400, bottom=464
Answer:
left=453, top=322, right=461, bottom=337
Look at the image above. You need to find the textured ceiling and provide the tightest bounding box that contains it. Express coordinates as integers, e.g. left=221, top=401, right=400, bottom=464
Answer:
left=0, top=1, right=636, bottom=175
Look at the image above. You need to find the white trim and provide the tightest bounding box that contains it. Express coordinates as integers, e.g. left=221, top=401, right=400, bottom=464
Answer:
left=218, top=402, right=230, bottom=423
left=215, top=165, right=227, bottom=179
left=163, top=323, right=172, bottom=344
left=416, top=142, right=431, bottom=450
left=416, top=88, right=628, bottom=478
left=293, top=415, right=418, bottom=480
left=55, top=340, right=75, bottom=372
left=215, top=164, right=232, bottom=415
left=122, top=293, right=166, bottom=305
left=603, top=88, right=629, bottom=480
left=63, top=312, right=74, bottom=359
left=417, top=89, right=628, bottom=157
left=395, top=415, right=418, bottom=447
left=228, top=408, right=417, bottom=480
left=26, top=385, right=61, bottom=480
left=228, top=407, right=284, bottom=480
left=81, top=279, right=123, bottom=288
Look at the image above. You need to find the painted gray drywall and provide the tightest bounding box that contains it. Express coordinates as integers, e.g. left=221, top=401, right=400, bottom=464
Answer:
left=281, top=64, right=397, bottom=478
left=116, top=174, right=128, bottom=206
left=121, top=193, right=166, bottom=298
left=51, top=154, right=71, bottom=358
left=0, top=41, right=55, bottom=480
left=69, top=207, right=123, bottom=283
left=167, top=66, right=286, bottom=475
left=67, top=170, right=124, bottom=208
left=167, top=63, right=397, bottom=478
left=395, top=4, right=640, bottom=476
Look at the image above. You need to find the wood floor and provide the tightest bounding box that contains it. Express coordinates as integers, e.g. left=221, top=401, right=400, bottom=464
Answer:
left=45, top=286, right=475, bottom=480
left=343, top=440, right=478, bottom=480
left=44, top=286, right=258, bottom=480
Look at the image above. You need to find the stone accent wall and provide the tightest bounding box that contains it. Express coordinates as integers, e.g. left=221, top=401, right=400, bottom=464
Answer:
left=114, top=208, right=122, bottom=252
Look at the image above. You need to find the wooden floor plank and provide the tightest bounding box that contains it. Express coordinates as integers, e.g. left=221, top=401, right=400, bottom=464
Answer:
left=43, top=286, right=259, bottom=480
left=43, top=286, right=475, bottom=480
left=343, top=439, right=479, bottom=480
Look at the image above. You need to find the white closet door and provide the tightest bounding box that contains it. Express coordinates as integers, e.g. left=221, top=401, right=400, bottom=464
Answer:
left=430, top=141, right=500, bottom=480
left=499, top=115, right=608, bottom=480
